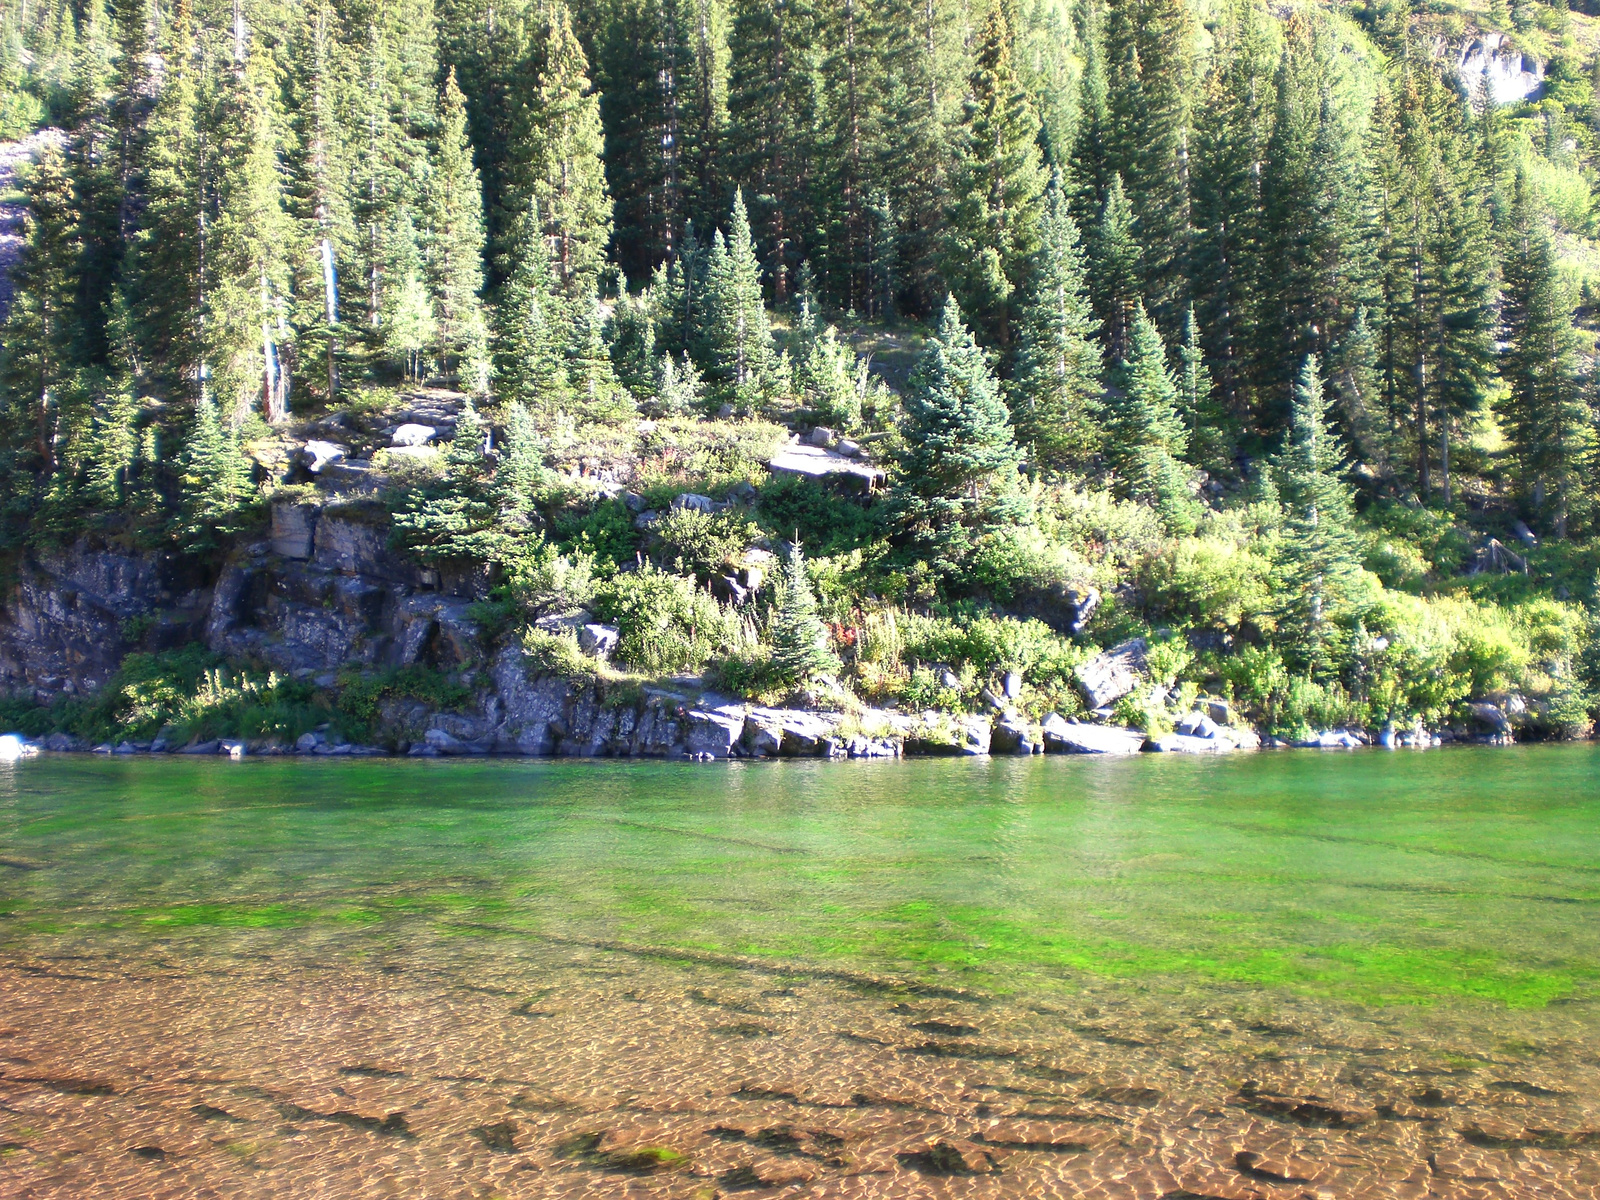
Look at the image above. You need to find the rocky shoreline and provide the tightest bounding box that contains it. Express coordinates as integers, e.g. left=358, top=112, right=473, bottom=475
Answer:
left=0, top=500, right=1547, bottom=765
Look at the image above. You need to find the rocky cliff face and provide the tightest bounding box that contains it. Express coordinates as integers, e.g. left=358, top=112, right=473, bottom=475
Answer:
left=0, top=504, right=954, bottom=760
left=0, top=542, right=210, bottom=701
left=1451, top=31, right=1543, bottom=105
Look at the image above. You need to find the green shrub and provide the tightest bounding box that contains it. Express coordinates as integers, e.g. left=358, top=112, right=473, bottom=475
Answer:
left=335, top=665, right=473, bottom=734
left=650, top=506, right=757, bottom=580
left=554, top=497, right=638, bottom=568
left=590, top=565, right=738, bottom=673
left=68, top=646, right=322, bottom=745
left=755, top=473, right=879, bottom=554
left=519, top=629, right=603, bottom=681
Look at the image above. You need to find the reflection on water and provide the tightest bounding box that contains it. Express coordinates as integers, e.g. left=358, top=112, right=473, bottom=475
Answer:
left=1, top=748, right=1598, bottom=1197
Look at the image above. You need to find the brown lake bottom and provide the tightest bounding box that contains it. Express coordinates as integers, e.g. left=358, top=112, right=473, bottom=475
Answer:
left=1, top=751, right=1598, bottom=1197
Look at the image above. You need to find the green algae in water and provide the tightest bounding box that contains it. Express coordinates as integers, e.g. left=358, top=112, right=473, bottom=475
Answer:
left=1, top=745, right=1598, bottom=1010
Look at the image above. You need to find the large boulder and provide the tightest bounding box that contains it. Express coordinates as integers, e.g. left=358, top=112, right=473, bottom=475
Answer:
left=270, top=501, right=317, bottom=559
left=302, top=440, right=348, bottom=473
left=989, top=711, right=1034, bottom=755
left=1041, top=714, right=1145, bottom=755
left=392, top=423, right=436, bottom=447
left=742, top=708, right=841, bottom=756
left=1074, top=637, right=1149, bottom=709
left=684, top=703, right=747, bottom=758
left=1145, top=732, right=1233, bottom=754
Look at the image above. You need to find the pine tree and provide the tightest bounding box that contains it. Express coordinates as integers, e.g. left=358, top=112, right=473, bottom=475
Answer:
left=84, top=366, right=139, bottom=507
left=1088, top=172, right=1140, bottom=362
left=1106, top=301, right=1196, bottom=532
left=1188, top=0, right=1273, bottom=419
left=289, top=0, right=352, bottom=404
left=382, top=207, right=435, bottom=381
left=1255, top=12, right=1368, bottom=427
left=797, top=315, right=863, bottom=431
left=565, top=279, right=624, bottom=415
left=393, top=397, right=494, bottom=561
left=1275, top=353, right=1362, bottom=654
left=508, top=0, right=612, bottom=298
left=1102, top=0, right=1198, bottom=331
left=654, top=350, right=705, bottom=414
left=492, top=213, right=570, bottom=408
left=1010, top=176, right=1101, bottom=471
left=1331, top=304, right=1384, bottom=475
left=770, top=542, right=839, bottom=685
left=1176, top=303, right=1220, bottom=469
left=208, top=44, right=293, bottom=425
left=891, top=295, right=1028, bottom=565
left=701, top=189, right=776, bottom=406
left=725, top=0, right=819, bottom=301
left=942, top=0, right=1047, bottom=348
left=427, top=67, right=489, bottom=392
left=874, top=0, right=954, bottom=313
left=129, top=3, right=203, bottom=397
left=0, top=142, right=80, bottom=477
left=594, top=0, right=727, bottom=281
left=83, top=293, right=139, bottom=506
left=1500, top=172, right=1587, bottom=537
left=177, top=396, right=253, bottom=545
left=491, top=399, right=547, bottom=528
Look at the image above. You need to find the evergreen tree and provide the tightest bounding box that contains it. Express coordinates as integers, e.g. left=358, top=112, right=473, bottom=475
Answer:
left=84, top=366, right=139, bottom=507
left=942, top=0, right=1046, bottom=348
left=427, top=67, right=489, bottom=392
left=701, top=189, right=776, bottom=406
left=891, top=295, right=1028, bottom=565
left=725, top=0, right=819, bottom=300
left=83, top=291, right=140, bottom=507
left=1500, top=173, right=1587, bottom=537
left=208, top=44, right=293, bottom=425
left=770, top=542, right=839, bottom=685
left=491, top=399, right=547, bottom=528
left=594, top=0, right=727, bottom=280
left=128, top=3, right=203, bottom=396
left=653, top=349, right=704, bottom=414
left=492, top=213, right=570, bottom=407
left=1106, top=301, right=1196, bottom=532
left=1102, top=0, right=1198, bottom=331
left=1188, top=0, right=1273, bottom=418
left=0, top=142, right=80, bottom=476
left=874, top=0, right=954, bottom=313
left=1010, top=176, right=1101, bottom=471
left=1331, top=304, right=1384, bottom=475
left=1176, top=302, right=1220, bottom=469
left=508, top=0, right=612, bottom=298
left=796, top=313, right=864, bottom=431
left=177, top=396, right=253, bottom=545
left=290, top=0, right=353, bottom=404
left=1255, top=12, right=1367, bottom=427
left=393, top=397, right=494, bottom=561
left=382, top=207, right=435, bottom=380
left=1087, top=172, right=1140, bottom=361
left=1275, top=353, right=1362, bottom=653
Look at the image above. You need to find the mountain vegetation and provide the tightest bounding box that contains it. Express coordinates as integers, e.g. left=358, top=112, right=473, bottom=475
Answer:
left=2, top=0, right=1600, bottom=742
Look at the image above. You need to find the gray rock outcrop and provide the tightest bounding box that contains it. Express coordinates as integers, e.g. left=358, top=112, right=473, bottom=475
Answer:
left=1074, top=638, right=1149, bottom=709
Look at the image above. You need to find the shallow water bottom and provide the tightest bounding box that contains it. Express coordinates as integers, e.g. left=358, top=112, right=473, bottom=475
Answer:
left=2, top=749, right=1599, bottom=1196
left=3, top=922, right=1599, bottom=1198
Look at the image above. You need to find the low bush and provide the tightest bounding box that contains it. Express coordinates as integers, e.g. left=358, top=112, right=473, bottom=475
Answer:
left=590, top=564, right=740, bottom=673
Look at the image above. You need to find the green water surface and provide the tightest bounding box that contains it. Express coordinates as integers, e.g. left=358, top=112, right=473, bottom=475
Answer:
left=1, top=746, right=1597, bottom=1010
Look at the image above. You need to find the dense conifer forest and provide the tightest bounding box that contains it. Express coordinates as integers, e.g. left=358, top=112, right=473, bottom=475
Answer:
left=2, top=0, right=1600, bottom=744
